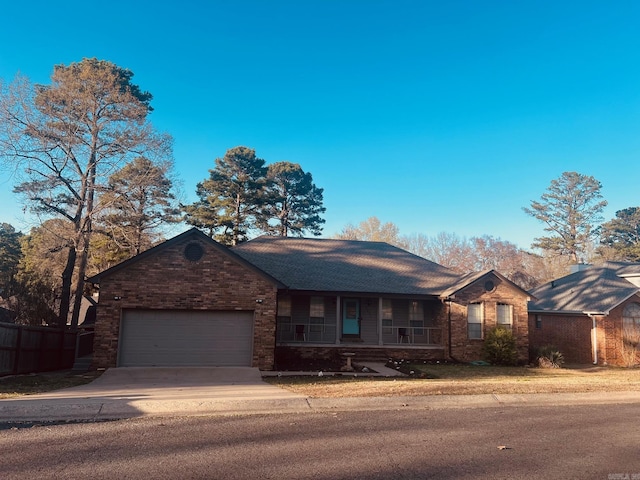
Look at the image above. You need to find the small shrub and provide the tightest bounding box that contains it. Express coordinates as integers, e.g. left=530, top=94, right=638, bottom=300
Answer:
left=536, top=345, right=565, bottom=368
left=482, top=327, right=518, bottom=366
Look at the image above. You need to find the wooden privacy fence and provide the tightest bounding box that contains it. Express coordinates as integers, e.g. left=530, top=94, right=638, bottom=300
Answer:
left=0, top=323, right=76, bottom=376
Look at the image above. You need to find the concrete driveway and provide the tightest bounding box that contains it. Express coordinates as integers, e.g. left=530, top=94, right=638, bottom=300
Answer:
left=0, top=367, right=308, bottom=422
left=34, top=367, right=302, bottom=401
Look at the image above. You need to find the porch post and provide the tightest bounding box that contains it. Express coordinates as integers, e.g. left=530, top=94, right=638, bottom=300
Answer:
left=335, top=295, right=341, bottom=344
left=378, top=297, right=383, bottom=346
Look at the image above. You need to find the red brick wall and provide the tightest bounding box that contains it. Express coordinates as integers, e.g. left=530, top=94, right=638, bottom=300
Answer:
left=92, top=234, right=278, bottom=370
left=528, top=295, right=640, bottom=366
left=595, top=297, right=640, bottom=366
left=448, top=276, right=530, bottom=363
left=528, top=313, right=593, bottom=364
left=276, top=346, right=445, bottom=368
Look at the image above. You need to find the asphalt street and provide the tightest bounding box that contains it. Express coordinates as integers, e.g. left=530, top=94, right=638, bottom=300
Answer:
left=2, top=404, right=640, bottom=479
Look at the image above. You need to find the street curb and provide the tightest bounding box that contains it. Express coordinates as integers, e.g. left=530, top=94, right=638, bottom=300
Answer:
left=2, top=391, right=640, bottom=423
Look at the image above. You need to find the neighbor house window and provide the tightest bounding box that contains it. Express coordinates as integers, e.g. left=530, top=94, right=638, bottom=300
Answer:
left=535, top=315, right=542, bottom=329
left=497, top=303, right=513, bottom=330
left=622, top=302, right=640, bottom=345
left=623, top=302, right=640, bottom=328
left=467, top=303, right=483, bottom=339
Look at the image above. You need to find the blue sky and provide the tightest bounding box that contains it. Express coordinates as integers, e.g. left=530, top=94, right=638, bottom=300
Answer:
left=1, top=1, right=639, bottom=249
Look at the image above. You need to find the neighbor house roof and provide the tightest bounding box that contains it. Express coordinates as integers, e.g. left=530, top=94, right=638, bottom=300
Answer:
left=232, top=236, right=463, bottom=296
left=528, top=262, right=640, bottom=315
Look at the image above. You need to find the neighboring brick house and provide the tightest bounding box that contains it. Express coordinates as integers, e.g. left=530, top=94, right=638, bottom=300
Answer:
left=90, top=228, right=531, bottom=370
left=528, top=262, right=640, bottom=366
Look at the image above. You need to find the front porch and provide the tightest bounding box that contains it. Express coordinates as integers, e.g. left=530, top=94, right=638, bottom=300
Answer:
left=276, top=294, right=446, bottom=349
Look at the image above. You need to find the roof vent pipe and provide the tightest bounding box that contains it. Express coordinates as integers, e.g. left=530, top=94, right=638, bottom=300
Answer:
left=570, top=264, right=591, bottom=274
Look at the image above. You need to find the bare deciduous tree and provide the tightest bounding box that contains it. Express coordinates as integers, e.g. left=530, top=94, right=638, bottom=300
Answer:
left=0, top=59, right=171, bottom=327
left=336, top=216, right=405, bottom=246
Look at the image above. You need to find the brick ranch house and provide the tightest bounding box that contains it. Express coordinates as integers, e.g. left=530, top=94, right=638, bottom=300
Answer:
left=90, top=228, right=531, bottom=370
left=528, top=262, right=640, bottom=367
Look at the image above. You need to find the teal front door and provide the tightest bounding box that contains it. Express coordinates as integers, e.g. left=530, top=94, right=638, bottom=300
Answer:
left=342, top=299, right=360, bottom=336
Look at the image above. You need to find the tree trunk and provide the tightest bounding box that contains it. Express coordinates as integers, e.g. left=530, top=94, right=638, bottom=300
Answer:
left=58, top=246, right=76, bottom=328
left=70, top=233, right=89, bottom=329
left=71, top=156, right=97, bottom=328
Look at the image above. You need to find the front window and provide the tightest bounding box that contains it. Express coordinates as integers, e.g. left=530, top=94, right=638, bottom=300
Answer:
left=382, top=299, right=393, bottom=319
left=382, top=299, right=393, bottom=334
left=468, top=303, right=483, bottom=339
left=278, top=296, right=291, bottom=317
left=277, top=296, right=293, bottom=340
left=309, top=296, right=325, bottom=333
left=409, top=301, right=424, bottom=335
left=409, top=301, right=423, bottom=321
left=310, top=296, right=324, bottom=318
left=497, top=303, right=513, bottom=330
left=276, top=295, right=337, bottom=343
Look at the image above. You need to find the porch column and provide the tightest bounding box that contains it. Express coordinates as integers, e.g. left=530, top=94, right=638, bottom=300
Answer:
left=378, top=297, right=383, bottom=346
left=335, top=295, right=341, bottom=344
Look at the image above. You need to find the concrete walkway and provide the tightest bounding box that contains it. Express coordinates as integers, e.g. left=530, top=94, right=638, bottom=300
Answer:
left=1, top=367, right=640, bottom=423
left=261, top=362, right=405, bottom=377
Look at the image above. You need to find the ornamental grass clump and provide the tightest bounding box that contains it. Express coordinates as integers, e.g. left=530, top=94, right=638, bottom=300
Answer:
left=536, top=345, right=565, bottom=368
left=482, top=327, right=518, bottom=366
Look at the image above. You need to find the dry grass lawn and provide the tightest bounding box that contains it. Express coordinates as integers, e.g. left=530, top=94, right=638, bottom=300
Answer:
left=2, top=366, right=638, bottom=399
left=264, top=364, right=640, bottom=398
left=0, top=371, right=102, bottom=399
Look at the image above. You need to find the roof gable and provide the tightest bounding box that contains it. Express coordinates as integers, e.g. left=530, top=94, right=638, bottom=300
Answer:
left=233, top=236, right=463, bottom=295
left=88, top=228, right=283, bottom=287
left=440, top=269, right=532, bottom=300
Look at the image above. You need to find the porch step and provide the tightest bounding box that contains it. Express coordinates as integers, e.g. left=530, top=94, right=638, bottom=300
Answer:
left=345, top=350, right=397, bottom=363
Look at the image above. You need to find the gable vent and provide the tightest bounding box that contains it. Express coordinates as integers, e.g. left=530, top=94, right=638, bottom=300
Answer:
left=184, top=242, right=204, bottom=262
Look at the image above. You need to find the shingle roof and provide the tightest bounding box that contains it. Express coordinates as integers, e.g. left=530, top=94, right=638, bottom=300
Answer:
left=232, top=236, right=462, bottom=296
left=529, top=262, right=640, bottom=314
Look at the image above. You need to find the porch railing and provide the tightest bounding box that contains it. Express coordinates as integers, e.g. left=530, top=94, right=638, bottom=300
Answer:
left=382, top=326, right=442, bottom=346
left=277, top=320, right=442, bottom=346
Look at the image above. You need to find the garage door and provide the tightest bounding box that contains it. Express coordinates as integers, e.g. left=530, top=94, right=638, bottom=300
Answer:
left=119, top=310, right=254, bottom=367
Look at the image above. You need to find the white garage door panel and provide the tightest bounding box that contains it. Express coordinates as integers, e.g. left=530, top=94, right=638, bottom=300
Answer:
left=119, top=310, right=254, bottom=367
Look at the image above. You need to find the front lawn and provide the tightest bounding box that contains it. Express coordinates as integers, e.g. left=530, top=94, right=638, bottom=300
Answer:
left=0, top=370, right=102, bottom=399
left=264, top=364, right=640, bottom=398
